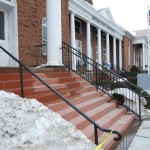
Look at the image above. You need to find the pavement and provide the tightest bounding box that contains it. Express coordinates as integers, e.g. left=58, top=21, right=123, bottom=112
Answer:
left=128, top=119, right=150, bottom=150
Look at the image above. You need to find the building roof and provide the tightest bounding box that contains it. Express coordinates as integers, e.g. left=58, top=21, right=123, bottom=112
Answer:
left=133, top=29, right=148, bottom=37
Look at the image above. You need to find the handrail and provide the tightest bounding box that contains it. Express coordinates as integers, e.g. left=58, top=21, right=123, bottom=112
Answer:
left=34, top=44, right=47, bottom=47
left=62, top=41, right=143, bottom=120
left=0, top=45, right=121, bottom=144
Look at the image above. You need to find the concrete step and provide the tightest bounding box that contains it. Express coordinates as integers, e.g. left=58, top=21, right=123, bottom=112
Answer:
left=81, top=108, right=127, bottom=140
left=98, top=114, right=135, bottom=150
left=48, top=90, right=104, bottom=111
left=0, top=69, right=136, bottom=150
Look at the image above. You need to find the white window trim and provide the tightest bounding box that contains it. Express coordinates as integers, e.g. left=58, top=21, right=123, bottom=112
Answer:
left=42, top=17, right=47, bottom=55
left=75, top=39, right=83, bottom=65
left=75, top=19, right=82, bottom=34
left=128, top=43, right=131, bottom=65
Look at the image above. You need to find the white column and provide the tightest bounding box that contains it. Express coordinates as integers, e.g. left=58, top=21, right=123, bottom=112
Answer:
left=97, top=28, right=102, bottom=65
left=70, top=11, right=76, bottom=70
left=106, top=32, right=110, bottom=68
left=46, top=0, right=62, bottom=66
left=86, top=21, right=92, bottom=70
left=119, top=39, right=122, bottom=68
left=113, top=37, right=116, bottom=66
left=86, top=21, right=91, bottom=58
left=142, top=43, right=145, bottom=70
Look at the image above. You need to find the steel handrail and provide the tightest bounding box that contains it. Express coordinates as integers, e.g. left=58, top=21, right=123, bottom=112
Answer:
left=62, top=41, right=142, bottom=120
left=0, top=45, right=122, bottom=144
left=62, top=42, right=142, bottom=94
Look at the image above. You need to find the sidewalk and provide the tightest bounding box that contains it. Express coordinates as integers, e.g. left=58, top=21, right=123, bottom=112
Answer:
left=128, top=119, right=150, bottom=150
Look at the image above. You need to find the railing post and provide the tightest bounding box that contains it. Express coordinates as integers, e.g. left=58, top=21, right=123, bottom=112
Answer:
left=139, top=95, right=141, bottom=122
left=19, top=64, right=24, bottom=98
left=94, top=125, right=98, bottom=145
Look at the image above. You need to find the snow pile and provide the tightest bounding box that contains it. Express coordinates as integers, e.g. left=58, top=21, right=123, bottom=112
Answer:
left=0, top=91, right=95, bottom=150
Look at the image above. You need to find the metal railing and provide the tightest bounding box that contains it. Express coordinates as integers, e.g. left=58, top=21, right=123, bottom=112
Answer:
left=62, top=42, right=143, bottom=121
left=34, top=44, right=47, bottom=66
left=0, top=45, right=122, bottom=145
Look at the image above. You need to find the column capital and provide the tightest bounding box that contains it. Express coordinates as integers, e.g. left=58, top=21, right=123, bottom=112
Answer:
left=113, top=36, right=116, bottom=39
left=70, top=11, right=75, bottom=15
left=86, top=21, right=91, bottom=24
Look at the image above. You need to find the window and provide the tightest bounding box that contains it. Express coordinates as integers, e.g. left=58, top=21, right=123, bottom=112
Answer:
left=96, top=46, right=98, bottom=62
left=75, top=40, right=82, bottom=56
left=0, top=11, right=5, bottom=40
left=135, top=48, right=140, bottom=67
left=42, top=17, right=47, bottom=55
left=103, top=49, right=107, bottom=65
left=75, top=19, right=82, bottom=33
left=75, top=40, right=83, bottom=65
left=102, top=33, right=106, bottom=44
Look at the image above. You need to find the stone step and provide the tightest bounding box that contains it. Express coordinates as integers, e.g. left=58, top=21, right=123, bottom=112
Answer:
left=98, top=114, right=135, bottom=150
left=81, top=108, right=127, bottom=140
left=48, top=90, right=104, bottom=111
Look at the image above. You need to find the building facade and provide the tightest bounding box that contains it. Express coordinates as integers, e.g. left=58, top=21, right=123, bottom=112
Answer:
left=0, top=0, right=148, bottom=71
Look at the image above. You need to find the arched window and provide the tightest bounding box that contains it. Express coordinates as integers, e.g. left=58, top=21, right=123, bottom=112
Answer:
left=42, top=17, right=47, bottom=43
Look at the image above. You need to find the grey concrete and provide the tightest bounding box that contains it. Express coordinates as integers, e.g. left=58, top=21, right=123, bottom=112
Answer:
left=128, top=120, right=150, bottom=150
left=137, top=74, right=150, bottom=93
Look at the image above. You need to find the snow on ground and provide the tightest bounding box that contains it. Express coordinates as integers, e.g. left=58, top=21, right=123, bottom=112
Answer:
left=0, top=91, right=96, bottom=150
left=110, top=88, right=150, bottom=119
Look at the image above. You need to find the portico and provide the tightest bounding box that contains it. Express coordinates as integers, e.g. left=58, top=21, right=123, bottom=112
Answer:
left=69, top=0, right=123, bottom=70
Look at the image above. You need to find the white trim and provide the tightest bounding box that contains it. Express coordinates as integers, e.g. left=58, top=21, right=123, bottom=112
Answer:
left=0, top=0, right=18, bottom=67
left=106, top=32, right=110, bottom=66
left=75, top=18, right=82, bottom=34
left=119, top=39, right=122, bottom=68
left=128, top=43, right=131, bottom=65
left=69, top=0, right=124, bottom=40
left=113, top=36, right=116, bottom=65
left=46, top=0, right=62, bottom=66
left=97, top=28, right=102, bottom=64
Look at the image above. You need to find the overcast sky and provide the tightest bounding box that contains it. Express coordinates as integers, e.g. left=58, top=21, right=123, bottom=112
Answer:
left=93, top=0, right=150, bottom=32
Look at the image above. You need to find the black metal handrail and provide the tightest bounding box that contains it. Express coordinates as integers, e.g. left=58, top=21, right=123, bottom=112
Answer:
left=62, top=41, right=143, bottom=121
left=0, top=45, right=121, bottom=145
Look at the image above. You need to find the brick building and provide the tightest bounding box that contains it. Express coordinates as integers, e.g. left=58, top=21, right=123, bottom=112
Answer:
left=0, top=0, right=148, bottom=71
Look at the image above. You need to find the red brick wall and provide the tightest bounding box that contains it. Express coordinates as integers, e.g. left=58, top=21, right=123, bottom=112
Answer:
left=62, top=0, right=70, bottom=44
left=123, top=35, right=134, bottom=71
left=18, top=0, right=70, bottom=67
left=18, top=0, right=46, bottom=66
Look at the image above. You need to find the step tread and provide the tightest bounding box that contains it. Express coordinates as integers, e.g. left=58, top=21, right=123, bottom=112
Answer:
left=48, top=91, right=104, bottom=111
left=81, top=108, right=127, bottom=138
left=57, top=96, right=111, bottom=116
left=70, top=102, right=117, bottom=125
left=98, top=114, right=135, bottom=150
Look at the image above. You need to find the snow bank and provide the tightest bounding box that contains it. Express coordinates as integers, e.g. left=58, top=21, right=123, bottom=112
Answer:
left=0, top=91, right=95, bottom=150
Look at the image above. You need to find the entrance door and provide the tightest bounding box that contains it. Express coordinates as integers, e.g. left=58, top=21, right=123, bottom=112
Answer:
left=0, top=7, right=9, bottom=66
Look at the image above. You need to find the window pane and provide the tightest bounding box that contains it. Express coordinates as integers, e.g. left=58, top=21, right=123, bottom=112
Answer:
left=75, top=20, right=81, bottom=33
left=42, top=17, right=47, bottom=41
left=0, top=11, right=5, bottom=40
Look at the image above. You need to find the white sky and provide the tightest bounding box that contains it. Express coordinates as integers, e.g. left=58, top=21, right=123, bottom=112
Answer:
left=93, top=0, right=150, bottom=32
